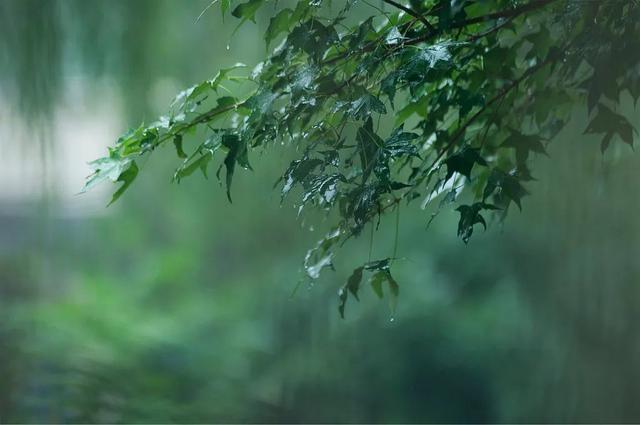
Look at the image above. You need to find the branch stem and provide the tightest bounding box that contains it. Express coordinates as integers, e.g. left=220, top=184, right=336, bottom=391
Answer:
left=382, top=0, right=436, bottom=33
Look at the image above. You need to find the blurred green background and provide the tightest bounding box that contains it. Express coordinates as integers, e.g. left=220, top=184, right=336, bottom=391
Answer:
left=1, top=0, right=640, bottom=423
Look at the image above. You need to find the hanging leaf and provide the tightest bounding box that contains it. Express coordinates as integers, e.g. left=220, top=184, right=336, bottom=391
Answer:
left=108, top=161, right=139, bottom=206
left=338, top=266, right=363, bottom=318
left=334, top=91, right=387, bottom=120
left=173, top=135, right=187, bottom=159
left=501, top=130, right=548, bottom=165
left=584, top=103, right=636, bottom=153
left=231, top=0, right=263, bottom=23
left=304, top=228, right=342, bottom=280
left=338, top=258, right=399, bottom=318
left=455, top=202, right=500, bottom=244
left=82, top=155, right=133, bottom=194
left=217, top=134, right=251, bottom=202
left=444, top=147, right=487, bottom=181
left=483, top=169, right=529, bottom=210
left=265, top=8, right=292, bottom=47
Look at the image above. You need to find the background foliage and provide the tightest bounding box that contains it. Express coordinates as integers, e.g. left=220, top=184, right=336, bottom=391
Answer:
left=1, top=0, right=640, bottom=423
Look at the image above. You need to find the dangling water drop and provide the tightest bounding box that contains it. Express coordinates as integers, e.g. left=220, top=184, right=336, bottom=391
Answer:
left=389, top=316, right=395, bottom=323
left=226, top=44, right=231, bottom=50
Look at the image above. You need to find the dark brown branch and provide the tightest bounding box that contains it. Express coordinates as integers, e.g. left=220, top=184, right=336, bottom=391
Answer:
left=381, top=0, right=436, bottom=33
left=406, top=0, right=558, bottom=47
left=325, top=0, right=557, bottom=68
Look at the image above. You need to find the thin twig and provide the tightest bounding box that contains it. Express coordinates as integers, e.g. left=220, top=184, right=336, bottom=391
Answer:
left=195, top=0, right=218, bottom=23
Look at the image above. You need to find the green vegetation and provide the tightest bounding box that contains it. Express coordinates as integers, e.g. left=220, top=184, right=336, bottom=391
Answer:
left=86, top=0, right=640, bottom=316
left=1, top=1, right=640, bottom=422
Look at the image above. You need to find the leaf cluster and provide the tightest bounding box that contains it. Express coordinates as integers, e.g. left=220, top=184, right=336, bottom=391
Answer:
left=84, top=0, right=640, bottom=316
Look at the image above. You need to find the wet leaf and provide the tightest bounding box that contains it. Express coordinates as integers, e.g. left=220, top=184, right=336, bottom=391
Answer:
left=455, top=202, right=499, bottom=244
left=585, top=104, right=636, bottom=153
left=231, top=0, right=263, bottom=23
left=444, top=147, right=487, bottom=181
left=266, top=8, right=291, bottom=47
left=304, top=228, right=342, bottom=280
left=338, top=266, right=363, bottom=318
left=109, top=161, right=139, bottom=206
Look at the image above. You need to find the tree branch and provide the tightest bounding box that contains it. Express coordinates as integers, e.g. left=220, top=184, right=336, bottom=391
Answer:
left=325, top=0, right=557, bottom=68
left=462, top=0, right=557, bottom=26
left=382, top=0, right=436, bottom=33
left=420, top=56, right=558, bottom=175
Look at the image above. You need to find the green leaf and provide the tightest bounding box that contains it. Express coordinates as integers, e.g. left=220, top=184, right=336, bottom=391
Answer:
left=244, top=89, right=277, bottom=121
left=301, top=173, right=344, bottom=207
left=108, top=161, right=139, bottom=206
left=412, top=43, right=453, bottom=68
left=304, top=228, right=342, bottom=279
left=338, top=266, right=363, bottom=318
left=287, top=19, right=339, bottom=61
left=173, top=135, right=187, bottom=159
left=280, top=157, right=324, bottom=198
left=210, top=63, right=246, bottom=90
left=339, top=259, right=399, bottom=318
left=306, top=253, right=333, bottom=280
left=483, top=169, right=529, bottom=210
left=584, top=103, right=636, bottom=153
left=231, top=0, right=263, bottom=22
left=385, top=26, right=403, bottom=45
left=369, top=270, right=398, bottom=307
left=82, top=155, right=132, bottom=193
left=290, top=65, right=318, bottom=102
left=384, top=126, right=420, bottom=158
left=395, top=42, right=454, bottom=87
left=501, top=130, right=548, bottom=165
left=455, top=202, right=499, bottom=244
left=366, top=259, right=399, bottom=313
left=394, top=96, right=428, bottom=124
left=170, top=63, right=245, bottom=114
left=356, top=117, right=384, bottom=183
left=175, top=152, right=214, bottom=182
left=174, top=134, right=222, bottom=182
left=348, top=16, right=375, bottom=50
left=444, top=147, right=487, bottom=181
left=265, top=8, right=291, bottom=47
left=334, top=91, right=387, bottom=120
left=217, top=134, right=251, bottom=202
left=221, top=0, right=231, bottom=15
left=345, top=184, right=381, bottom=231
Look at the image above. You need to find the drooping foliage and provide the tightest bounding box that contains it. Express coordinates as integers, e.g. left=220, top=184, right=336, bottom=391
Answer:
left=84, top=0, right=640, bottom=316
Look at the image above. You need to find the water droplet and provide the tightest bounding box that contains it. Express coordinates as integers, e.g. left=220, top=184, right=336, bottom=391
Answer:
left=309, top=225, right=315, bottom=232
left=389, top=316, right=395, bottom=323
left=226, top=44, right=231, bottom=50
